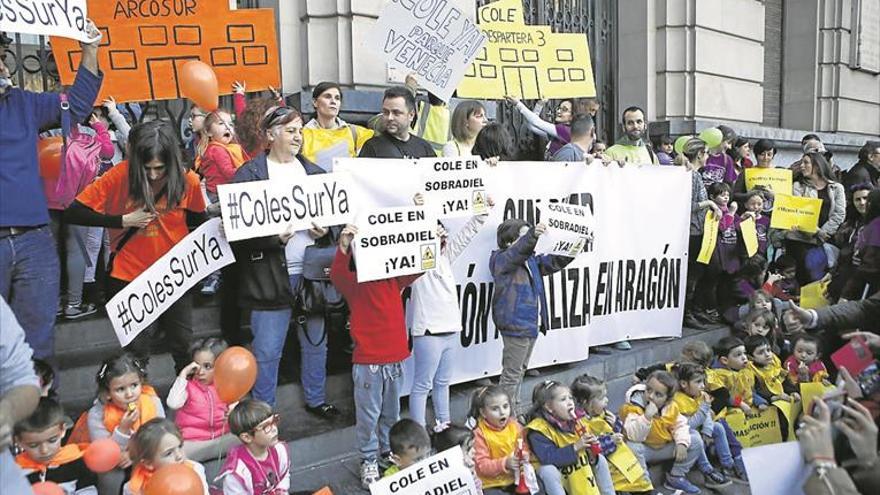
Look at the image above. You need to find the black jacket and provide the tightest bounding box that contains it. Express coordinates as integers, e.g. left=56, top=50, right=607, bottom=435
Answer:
left=230, top=153, right=326, bottom=310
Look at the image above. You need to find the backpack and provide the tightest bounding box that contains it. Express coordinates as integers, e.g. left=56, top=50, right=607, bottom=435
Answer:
left=53, top=125, right=102, bottom=208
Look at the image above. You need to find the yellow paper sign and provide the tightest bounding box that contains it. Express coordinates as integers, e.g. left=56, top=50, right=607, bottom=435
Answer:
left=772, top=399, right=802, bottom=441
left=740, top=217, right=759, bottom=257
left=744, top=168, right=793, bottom=195
left=770, top=194, right=823, bottom=234
left=697, top=211, right=720, bottom=264
left=800, top=280, right=829, bottom=309
left=607, top=444, right=645, bottom=484
left=458, top=0, right=596, bottom=99
left=800, top=382, right=837, bottom=416
left=725, top=407, right=784, bottom=448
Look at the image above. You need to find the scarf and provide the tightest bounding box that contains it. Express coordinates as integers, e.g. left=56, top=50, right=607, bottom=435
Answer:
left=16, top=443, right=86, bottom=473
left=103, top=385, right=159, bottom=435
left=128, top=460, right=199, bottom=495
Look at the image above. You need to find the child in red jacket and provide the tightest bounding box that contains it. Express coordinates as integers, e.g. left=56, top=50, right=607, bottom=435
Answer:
left=329, top=224, right=422, bottom=489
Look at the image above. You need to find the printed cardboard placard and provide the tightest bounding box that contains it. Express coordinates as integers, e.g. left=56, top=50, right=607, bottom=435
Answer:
left=369, top=447, right=477, bottom=495
left=770, top=194, right=822, bottom=234
left=772, top=399, right=802, bottom=441
left=0, top=0, right=92, bottom=41
left=365, top=0, right=486, bottom=102
left=740, top=216, right=759, bottom=257
left=216, top=173, right=354, bottom=242
left=535, top=202, right=595, bottom=257
left=697, top=211, right=719, bottom=264
left=725, top=407, right=783, bottom=448
left=419, top=157, right=489, bottom=219
left=799, top=279, right=829, bottom=309
left=50, top=0, right=281, bottom=103
left=107, top=219, right=235, bottom=347
left=353, top=205, right=440, bottom=283
left=606, top=443, right=646, bottom=484
left=744, top=168, right=793, bottom=196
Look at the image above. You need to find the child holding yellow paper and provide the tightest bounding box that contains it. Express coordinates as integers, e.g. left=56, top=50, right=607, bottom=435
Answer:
left=739, top=190, right=771, bottom=257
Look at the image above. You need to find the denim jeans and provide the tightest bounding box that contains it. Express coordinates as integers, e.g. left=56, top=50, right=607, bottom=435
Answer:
left=0, top=226, right=60, bottom=360
left=84, top=226, right=108, bottom=283
left=409, top=332, right=457, bottom=426
left=704, top=419, right=742, bottom=469
left=250, top=305, right=292, bottom=407
left=537, top=454, right=616, bottom=495
left=629, top=431, right=704, bottom=478
left=353, top=362, right=403, bottom=461
left=296, top=311, right=328, bottom=408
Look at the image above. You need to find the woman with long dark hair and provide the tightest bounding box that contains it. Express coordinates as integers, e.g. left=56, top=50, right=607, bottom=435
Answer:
left=840, top=189, right=880, bottom=300
left=65, top=121, right=206, bottom=370
left=830, top=185, right=874, bottom=301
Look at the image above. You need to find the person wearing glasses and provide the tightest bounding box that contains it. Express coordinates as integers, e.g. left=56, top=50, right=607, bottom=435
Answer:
left=65, top=121, right=207, bottom=372
left=216, top=399, right=290, bottom=494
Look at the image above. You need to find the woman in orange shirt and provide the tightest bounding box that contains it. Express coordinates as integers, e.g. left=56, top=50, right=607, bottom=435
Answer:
left=65, top=121, right=207, bottom=371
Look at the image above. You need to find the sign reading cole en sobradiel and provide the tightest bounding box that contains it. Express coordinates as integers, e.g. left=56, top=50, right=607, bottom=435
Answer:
left=0, top=0, right=93, bottom=42
left=354, top=205, right=440, bottom=283
left=216, top=174, right=354, bottom=242
left=535, top=202, right=595, bottom=257
left=419, top=157, right=489, bottom=219
left=107, top=219, right=235, bottom=347
left=370, top=447, right=477, bottom=495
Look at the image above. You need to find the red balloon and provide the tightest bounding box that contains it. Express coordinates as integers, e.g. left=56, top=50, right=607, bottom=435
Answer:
left=144, top=463, right=203, bottom=495
left=84, top=438, right=122, bottom=473
left=38, top=136, right=63, bottom=181
left=180, top=61, right=219, bottom=111
left=214, top=346, right=257, bottom=403
left=32, top=481, right=64, bottom=495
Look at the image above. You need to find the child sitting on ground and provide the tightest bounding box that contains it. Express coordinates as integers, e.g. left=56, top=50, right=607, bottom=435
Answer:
left=634, top=340, right=715, bottom=383
left=384, top=419, right=431, bottom=477
left=711, top=336, right=769, bottom=415
left=784, top=333, right=830, bottom=386
left=745, top=335, right=799, bottom=403
left=215, top=399, right=290, bottom=494
left=433, top=425, right=482, bottom=494
left=124, top=418, right=209, bottom=495
left=570, top=374, right=653, bottom=493
left=619, top=370, right=706, bottom=494
left=470, top=386, right=532, bottom=494
left=14, top=398, right=98, bottom=493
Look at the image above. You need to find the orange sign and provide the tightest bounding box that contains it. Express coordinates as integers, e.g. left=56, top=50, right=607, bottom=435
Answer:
left=50, top=0, right=281, bottom=103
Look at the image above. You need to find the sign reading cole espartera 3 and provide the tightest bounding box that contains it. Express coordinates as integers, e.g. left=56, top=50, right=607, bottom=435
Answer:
left=216, top=174, right=354, bottom=242
left=535, top=202, right=595, bottom=257
left=419, top=156, right=489, bottom=219
left=354, top=205, right=440, bottom=283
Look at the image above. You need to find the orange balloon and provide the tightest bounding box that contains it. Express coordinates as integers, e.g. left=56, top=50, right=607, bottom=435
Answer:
left=32, top=481, right=64, bottom=495
left=38, top=136, right=64, bottom=181
left=144, top=463, right=203, bottom=495
left=180, top=61, right=219, bottom=111
left=84, top=438, right=122, bottom=473
left=214, top=346, right=257, bottom=403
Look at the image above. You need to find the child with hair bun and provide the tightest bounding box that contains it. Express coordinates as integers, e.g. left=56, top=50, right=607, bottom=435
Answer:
left=470, top=386, right=533, bottom=494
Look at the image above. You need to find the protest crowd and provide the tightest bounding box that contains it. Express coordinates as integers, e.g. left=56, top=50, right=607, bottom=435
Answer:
left=2, top=4, right=880, bottom=495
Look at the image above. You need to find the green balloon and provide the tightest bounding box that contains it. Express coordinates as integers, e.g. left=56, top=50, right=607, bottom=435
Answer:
left=699, top=128, right=724, bottom=149
left=674, top=135, right=693, bottom=154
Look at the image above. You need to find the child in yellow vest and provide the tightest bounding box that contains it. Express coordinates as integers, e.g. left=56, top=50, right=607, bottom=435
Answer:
left=674, top=363, right=748, bottom=485
left=745, top=335, right=800, bottom=403
left=383, top=419, right=431, bottom=478
left=570, top=374, right=653, bottom=493
left=619, top=370, right=705, bottom=494
left=525, top=381, right=614, bottom=495
left=123, top=419, right=209, bottom=495
left=710, top=336, right=769, bottom=414
left=471, top=386, right=534, bottom=494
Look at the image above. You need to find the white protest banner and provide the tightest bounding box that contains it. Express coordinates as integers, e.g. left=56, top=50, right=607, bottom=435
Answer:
left=217, top=173, right=354, bottom=242
left=369, top=447, right=477, bottom=495
left=535, top=202, right=595, bottom=257
left=107, top=219, right=235, bottom=347
left=741, top=442, right=807, bottom=495
left=419, top=156, right=489, bottom=219
left=337, top=160, right=691, bottom=387
left=354, top=205, right=440, bottom=283
left=365, top=0, right=487, bottom=102
left=0, top=0, right=92, bottom=42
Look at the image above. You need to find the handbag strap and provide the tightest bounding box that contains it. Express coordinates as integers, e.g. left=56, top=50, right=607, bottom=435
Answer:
left=114, top=184, right=168, bottom=255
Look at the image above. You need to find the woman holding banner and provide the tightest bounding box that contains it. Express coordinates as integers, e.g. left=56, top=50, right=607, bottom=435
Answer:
left=230, top=106, right=338, bottom=415
left=65, top=121, right=207, bottom=371
left=786, top=152, right=846, bottom=285
left=300, top=82, right=374, bottom=170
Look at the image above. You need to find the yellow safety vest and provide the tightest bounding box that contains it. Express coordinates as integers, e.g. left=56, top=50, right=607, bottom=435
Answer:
left=749, top=354, right=788, bottom=397
left=300, top=125, right=374, bottom=165
left=526, top=417, right=601, bottom=495
left=415, top=101, right=450, bottom=154
left=584, top=415, right=653, bottom=492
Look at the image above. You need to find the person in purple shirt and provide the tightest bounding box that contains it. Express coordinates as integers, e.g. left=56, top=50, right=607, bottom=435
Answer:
left=740, top=190, right=771, bottom=257
left=0, top=23, right=103, bottom=364
left=505, top=95, right=574, bottom=158
left=701, top=125, right=738, bottom=188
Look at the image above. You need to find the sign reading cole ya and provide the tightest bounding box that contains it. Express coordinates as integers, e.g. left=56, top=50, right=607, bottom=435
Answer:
left=354, top=205, right=440, bottom=283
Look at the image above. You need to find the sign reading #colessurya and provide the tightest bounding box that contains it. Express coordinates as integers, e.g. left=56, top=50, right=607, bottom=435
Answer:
left=107, top=219, right=235, bottom=347
left=216, top=174, right=354, bottom=242
left=535, top=202, right=595, bottom=257
left=419, top=156, right=489, bottom=219
left=366, top=0, right=487, bottom=102
left=354, top=205, right=440, bottom=283
left=0, top=0, right=92, bottom=41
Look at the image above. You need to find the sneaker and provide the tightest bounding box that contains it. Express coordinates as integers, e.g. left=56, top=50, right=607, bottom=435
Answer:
left=664, top=474, right=701, bottom=494
left=64, top=303, right=97, bottom=320
left=360, top=460, right=380, bottom=489
left=613, top=340, right=632, bottom=351
left=723, top=462, right=750, bottom=484
left=200, top=277, right=220, bottom=296
left=377, top=451, right=394, bottom=471
left=590, top=346, right=614, bottom=355
left=304, top=403, right=341, bottom=419
left=700, top=308, right=723, bottom=324
left=684, top=311, right=710, bottom=329
left=525, top=369, right=541, bottom=377
left=700, top=468, right=731, bottom=488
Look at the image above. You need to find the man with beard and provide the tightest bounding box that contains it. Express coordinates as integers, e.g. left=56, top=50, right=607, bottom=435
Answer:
left=605, top=106, right=659, bottom=165
left=358, top=86, right=436, bottom=159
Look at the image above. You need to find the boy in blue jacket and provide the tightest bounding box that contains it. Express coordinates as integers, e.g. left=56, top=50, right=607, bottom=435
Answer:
left=490, top=219, right=574, bottom=413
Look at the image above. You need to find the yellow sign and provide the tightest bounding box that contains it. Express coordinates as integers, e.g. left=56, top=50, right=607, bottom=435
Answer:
left=607, top=444, right=646, bottom=484
left=800, top=382, right=836, bottom=416
left=772, top=399, right=802, bottom=441
left=697, top=211, right=719, bottom=264
left=744, top=168, right=793, bottom=195
left=420, top=244, right=436, bottom=270
left=472, top=190, right=488, bottom=214
left=725, top=407, right=784, bottom=448
left=801, top=279, right=830, bottom=309
left=740, top=217, right=759, bottom=257
left=458, top=0, right=596, bottom=99
left=770, top=194, right=823, bottom=234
